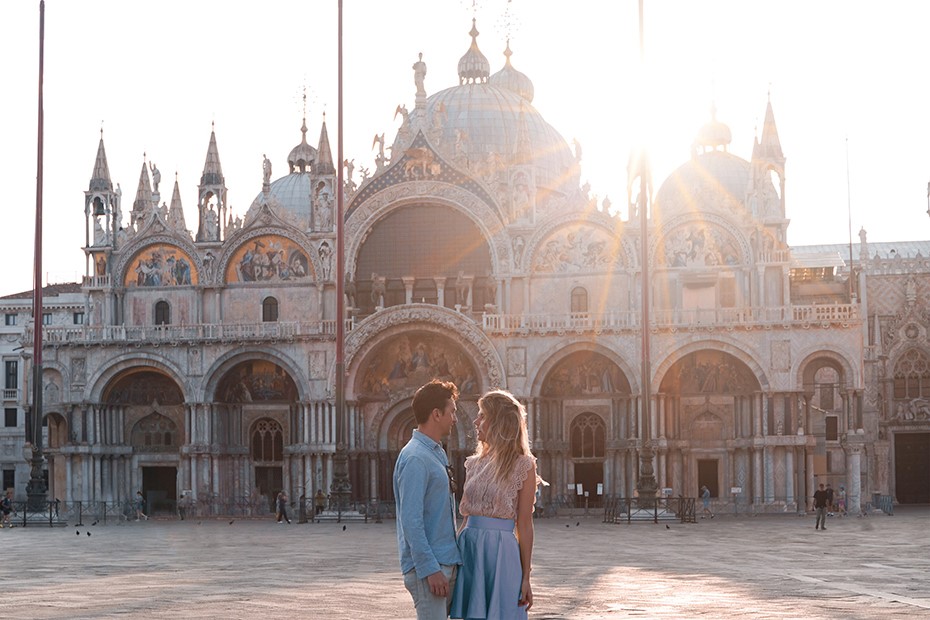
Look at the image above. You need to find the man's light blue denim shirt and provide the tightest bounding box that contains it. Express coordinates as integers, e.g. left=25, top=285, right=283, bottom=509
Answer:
left=394, top=429, right=461, bottom=578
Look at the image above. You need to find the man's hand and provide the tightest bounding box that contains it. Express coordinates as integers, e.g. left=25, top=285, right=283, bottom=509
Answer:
left=426, top=569, right=450, bottom=598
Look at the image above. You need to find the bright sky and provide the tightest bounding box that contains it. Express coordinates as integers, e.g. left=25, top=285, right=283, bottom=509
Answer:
left=1, top=0, right=928, bottom=297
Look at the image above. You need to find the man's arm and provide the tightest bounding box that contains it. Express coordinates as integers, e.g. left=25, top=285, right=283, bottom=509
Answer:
left=396, top=457, right=443, bottom=580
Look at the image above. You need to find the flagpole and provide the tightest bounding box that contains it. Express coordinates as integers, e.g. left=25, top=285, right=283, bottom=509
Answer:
left=28, top=0, right=49, bottom=512
left=635, top=0, right=658, bottom=507
left=331, top=0, right=352, bottom=513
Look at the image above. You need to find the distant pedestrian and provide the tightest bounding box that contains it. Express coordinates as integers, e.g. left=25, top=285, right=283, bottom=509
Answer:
left=700, top=485, right=714, bottom=519
left=276, top=491, right=291, bottom=524
left=836, top=485, right=847, bottom=516
left=135, top=491, right=149, bottom=521
left=826, top=483, right=835, bottom=517
left=314, top=489, right=327, bottom=516
left=1, top=490, right=14, bottom=528
left=813, top=483, right=828, bottom=530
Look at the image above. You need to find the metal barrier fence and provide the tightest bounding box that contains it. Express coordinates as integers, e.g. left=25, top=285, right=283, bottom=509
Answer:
left=602, top=496, right=696, bottom=524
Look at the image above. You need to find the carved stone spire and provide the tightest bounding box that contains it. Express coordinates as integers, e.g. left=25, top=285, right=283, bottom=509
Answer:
left=315, top=115, right=335, bottom=175
left=167, top=174, right=187, bottom=232
left=89, top=129, right=113, bottom=192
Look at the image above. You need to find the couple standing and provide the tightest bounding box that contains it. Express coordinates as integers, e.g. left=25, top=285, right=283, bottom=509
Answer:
left=394, top=379, right=540, bottom=619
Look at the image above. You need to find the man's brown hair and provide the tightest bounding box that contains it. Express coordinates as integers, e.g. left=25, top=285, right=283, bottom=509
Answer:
left=412, top=379, right=459, bottom=424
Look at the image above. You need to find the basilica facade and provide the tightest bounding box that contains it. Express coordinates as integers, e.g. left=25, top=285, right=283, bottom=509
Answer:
left=2, top=21, right=928, bottom=516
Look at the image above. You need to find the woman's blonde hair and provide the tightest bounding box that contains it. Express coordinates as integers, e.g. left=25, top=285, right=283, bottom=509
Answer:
left=475, top=389, right=533, bottom=483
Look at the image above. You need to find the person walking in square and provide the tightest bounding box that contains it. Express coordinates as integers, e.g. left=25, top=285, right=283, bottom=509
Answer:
left=813, top=483, right=829, bottom=530
left=314, top=489, right=327, bottom=516
left=1, top=490, right=14, bottom=528
left=134, top=491, right=149, bottom=521
left=826, top=483, right=835, bottom=517
left=394, top=379, right=462, bottom=619
left=451, top=389, right=541, bottom=619
left=276, top=491, right=291, bottom=524
left=700, top=485, right=714, bottom=519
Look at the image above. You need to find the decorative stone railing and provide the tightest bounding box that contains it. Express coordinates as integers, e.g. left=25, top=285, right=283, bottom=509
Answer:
left=31, top=320, right=349, bottom=346
left=484, top=304, right=859, bottom=335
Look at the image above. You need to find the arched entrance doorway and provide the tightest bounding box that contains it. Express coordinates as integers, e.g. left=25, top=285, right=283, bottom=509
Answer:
left=570, top=412, right=606, bottom=507
left=537, top=350, right=632, bottom=503
left=660, top=350, right=761, bottom=500
left=251, top=418, right=284, bottom=512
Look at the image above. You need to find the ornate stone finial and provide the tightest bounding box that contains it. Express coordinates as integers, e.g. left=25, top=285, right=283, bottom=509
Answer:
left=458, top=19, right=490, bottom=85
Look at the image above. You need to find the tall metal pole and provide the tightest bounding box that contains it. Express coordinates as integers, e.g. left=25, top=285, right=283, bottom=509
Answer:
left=635, top=0, right=657, bottom=505
left=27, top=0, right=48, bottom=512
left=331, top=0, right=351, bottom=510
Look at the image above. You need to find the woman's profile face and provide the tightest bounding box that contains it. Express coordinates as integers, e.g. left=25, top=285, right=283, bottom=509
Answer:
left=475, top=406, right=489, bottom=443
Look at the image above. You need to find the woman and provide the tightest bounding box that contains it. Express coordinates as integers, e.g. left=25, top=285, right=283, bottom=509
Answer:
left=451, top=390, right=541, bottom=619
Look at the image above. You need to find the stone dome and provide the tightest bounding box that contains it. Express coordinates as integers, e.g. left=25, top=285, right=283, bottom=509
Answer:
left=250, top=172, right=311, bottom=229
left=424, top=23, right=577, bottom=195
left=654, top=150, right=752, bottom=218
left=489, top=41, right=534, bottom=103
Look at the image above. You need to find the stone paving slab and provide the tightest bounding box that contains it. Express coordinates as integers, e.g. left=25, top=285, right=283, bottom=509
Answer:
left=0, top=508, right=927, bottom=619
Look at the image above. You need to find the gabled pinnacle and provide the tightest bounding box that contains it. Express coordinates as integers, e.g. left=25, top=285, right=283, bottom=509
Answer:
left=754, top=96, right=784, bottom=163
left=168, top=175, right=187, bottom=231
left=316, top=118, right=335, bottom=175
left=89, top=130, right=113, bottom=192
left=134, top=160, right=153, bottom=208
left=200, top=127, right=225, bottom=186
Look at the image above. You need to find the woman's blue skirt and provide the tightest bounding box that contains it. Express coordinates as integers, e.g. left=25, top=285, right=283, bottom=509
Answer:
left=450, top=516, right=527, bottom=620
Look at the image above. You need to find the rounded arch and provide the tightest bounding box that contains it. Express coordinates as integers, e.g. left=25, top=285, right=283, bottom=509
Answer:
left=353, top=331, right=480, bottom=399
left=523, top=212, right=635, bottom=274
left=659, top=349, right=762, bottom=395
left=650, top=212, right=752, bottom=269
left=44, top=411, right=69, bottom=449
left=344, top=182, right=511, bottom=277
left=219, top=230, right=316, bottom=285
left=84, top=352, right=189, bottom=404
left=116, top=238, right=201, bottom=288
left=130, top=412, right=180, bottom=452
left=794, top=347, right=858, bottom=394
left=203, top=349, right=307, bottom=403
left=371, top=396, right=471, bottom=453
left=655, top=338, right=769, bottom=393
left=529, top=340, right=639, bottom=397
left=345, top=305, right=504, bottom=400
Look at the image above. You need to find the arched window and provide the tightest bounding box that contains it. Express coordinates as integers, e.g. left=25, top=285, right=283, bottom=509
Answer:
left=130, top=413, right=179, bottom=452
left=251, top=418, right=283, bottom=462
left=262, top=297, right=279, bottom=322
left=894, top=349, right=930, bottom=400
left=571, top=287, right=588, bottom=313
left=154, top=301, right=170, bottom=325
left=570, top=413, right=605, bottom=458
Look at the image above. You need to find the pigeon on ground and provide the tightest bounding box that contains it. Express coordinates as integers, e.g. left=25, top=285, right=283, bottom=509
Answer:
left=666, top=524, right=670, bottom=529
left=565, top=524, right=570, bottom=528
left=87, top=532, right=91, bottom=537
left=342, top=525, right=347, bottom=531
left=576, top=522, right=580, bottom=526
left=76, top=530, right=80, bottom=536
left=228, top=520, right=234, bottom=525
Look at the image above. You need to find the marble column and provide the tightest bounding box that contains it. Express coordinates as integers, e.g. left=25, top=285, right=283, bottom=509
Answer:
left=845, top=439, right=864, bottom=516
left=402, top=276, right=416, bottom=304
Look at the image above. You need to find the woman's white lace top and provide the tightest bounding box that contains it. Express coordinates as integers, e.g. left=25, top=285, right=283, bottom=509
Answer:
left=458, top=454, right=535, bottom=520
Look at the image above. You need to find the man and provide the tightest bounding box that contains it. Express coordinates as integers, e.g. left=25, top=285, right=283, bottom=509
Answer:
left=825, top=483, right=835, bottom=517
left=700, top=485, right=714, bottom=519
left=813, top=483, right=829, bottom=530
left=394, top=379, right=461, bottom=619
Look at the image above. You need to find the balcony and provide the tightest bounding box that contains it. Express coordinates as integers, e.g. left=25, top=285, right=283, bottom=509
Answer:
left=483, top=304, right=859, bottom=335
left=3, top=388, right=18, bottom=401
left=32, top=319, right=350, bottom=346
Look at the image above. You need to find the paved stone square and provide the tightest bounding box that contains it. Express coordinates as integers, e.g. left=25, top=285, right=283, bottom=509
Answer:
left=1, top=508, right=928, bottom=619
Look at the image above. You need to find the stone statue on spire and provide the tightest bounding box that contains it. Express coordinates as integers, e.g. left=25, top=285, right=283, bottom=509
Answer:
left=413, top=52, right=427, bottom=97
left=150, top=162, right=161, bottom=194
